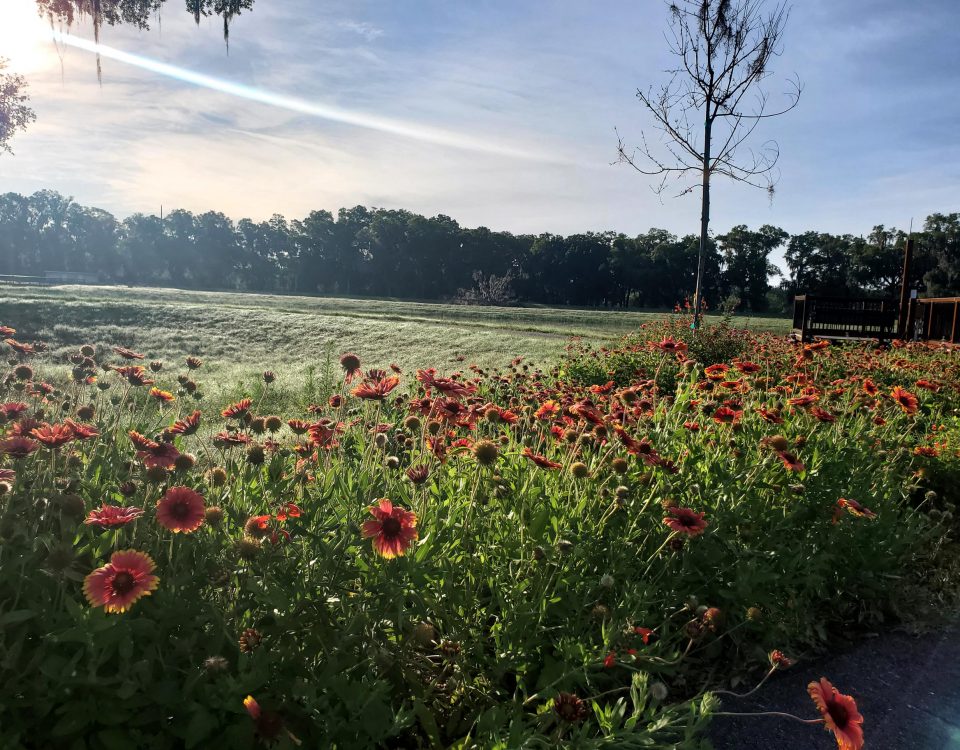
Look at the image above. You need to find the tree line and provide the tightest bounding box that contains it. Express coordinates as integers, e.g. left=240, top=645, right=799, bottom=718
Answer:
left=0, top=190, right=957, bottom=311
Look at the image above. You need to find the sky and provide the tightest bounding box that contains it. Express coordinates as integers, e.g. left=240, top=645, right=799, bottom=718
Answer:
left=0, top=0, right=958, bottom=243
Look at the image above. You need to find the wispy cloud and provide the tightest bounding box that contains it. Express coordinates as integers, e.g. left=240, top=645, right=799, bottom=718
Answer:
left=338, top=20, right=385, bottom=42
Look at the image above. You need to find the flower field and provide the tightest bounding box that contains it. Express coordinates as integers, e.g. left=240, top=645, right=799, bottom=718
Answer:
left=1, top=317, right=958, bottom=749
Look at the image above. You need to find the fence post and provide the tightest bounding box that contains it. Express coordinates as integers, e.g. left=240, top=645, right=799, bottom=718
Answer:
left=897, top=238, right=914, bottom=339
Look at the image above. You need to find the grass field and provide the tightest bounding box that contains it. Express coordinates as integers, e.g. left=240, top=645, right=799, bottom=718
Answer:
left=0, top=283, right=790, bottom=407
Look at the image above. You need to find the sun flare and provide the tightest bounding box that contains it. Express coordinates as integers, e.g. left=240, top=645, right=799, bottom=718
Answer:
left=0, top=2, right=56, bottom=72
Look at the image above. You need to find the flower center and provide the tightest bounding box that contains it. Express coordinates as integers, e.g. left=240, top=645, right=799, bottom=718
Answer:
left=381, top=516, right=402, bottom=537
left=827, top=700, right=849, bottom=729
left=112, top=571, right=136, bottom=596
left=170, top=500, right=190, bottom=520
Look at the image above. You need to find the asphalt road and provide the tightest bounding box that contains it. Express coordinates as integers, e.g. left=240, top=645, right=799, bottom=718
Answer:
left=709, top=628, right=960, bottom=749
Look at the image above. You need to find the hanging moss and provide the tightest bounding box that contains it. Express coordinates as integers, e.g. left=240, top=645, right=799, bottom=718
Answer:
left=36, top=0, right=255, bottom=77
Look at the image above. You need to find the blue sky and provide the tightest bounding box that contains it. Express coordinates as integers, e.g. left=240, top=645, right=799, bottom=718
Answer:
left=0, top=0, right=958, bottom=242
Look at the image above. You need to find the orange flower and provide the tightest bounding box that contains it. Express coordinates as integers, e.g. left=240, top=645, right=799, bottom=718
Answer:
left=663, top=507, right=708, bottom=537
left=222, top=399, right=252, bottom=419
left=156, top=486, right=205, bottom=533
left=704, top=363, right=729, bottom=381
left=807, top=677, right=864, bottom=750
left=861, top=379, right=879, bottom=396
left=890, top=386, right=918, bottom=414
left=351, top=376, right=400, bottom=400
left=83, top=550, right=159, bottom=614
left=522, top=447, right=563, bottom=469
left=30, top=422, right=74, bottom=449
left=533, top=401, right=560, bottom=422
left=361, top=499, right=418, bottom=559
left=149, top=388, right=175, bottom=403
left=169, top=410, right=202, bottom=436
left=113, top=346, right=145, bottom=360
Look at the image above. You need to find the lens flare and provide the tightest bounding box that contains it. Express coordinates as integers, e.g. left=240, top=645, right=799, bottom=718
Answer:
left=49, top=29, right=566, bottom=162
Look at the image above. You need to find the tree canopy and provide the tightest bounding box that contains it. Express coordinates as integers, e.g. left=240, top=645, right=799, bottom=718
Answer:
left=1, top=190, right=957, bottom=310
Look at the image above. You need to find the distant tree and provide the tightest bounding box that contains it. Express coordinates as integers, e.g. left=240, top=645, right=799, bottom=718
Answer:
left=454, top=270, right=520, bottom=306
left=920, top=213, right=960, bottom=296
left=0, top=58, right=36, bottom=155
left=717, top=223, right=786, bottom=311
left=617, top=0, right=800, bottom=327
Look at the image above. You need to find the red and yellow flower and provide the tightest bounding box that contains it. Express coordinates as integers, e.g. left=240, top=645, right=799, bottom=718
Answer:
left=83, top=550, right=159, bottom=613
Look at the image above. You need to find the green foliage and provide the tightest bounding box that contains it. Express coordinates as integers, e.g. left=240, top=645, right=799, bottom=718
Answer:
left=0, top=320, right=957, bottom=748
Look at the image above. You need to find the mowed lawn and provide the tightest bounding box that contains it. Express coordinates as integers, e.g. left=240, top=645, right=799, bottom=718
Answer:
left=0, top=284, right=790, bottom=407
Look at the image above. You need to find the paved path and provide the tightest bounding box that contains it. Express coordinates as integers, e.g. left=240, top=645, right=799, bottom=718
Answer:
left=709, top=628, right=960, bottom=749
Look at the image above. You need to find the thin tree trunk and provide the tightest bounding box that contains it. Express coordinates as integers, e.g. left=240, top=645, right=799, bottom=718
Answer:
left=693, top=115, right=712, bottom=329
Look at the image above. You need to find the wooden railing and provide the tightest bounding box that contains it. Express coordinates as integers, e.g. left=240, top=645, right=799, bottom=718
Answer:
left=792, top=295, right=898, bottom=342
left=913, top=298, right=960, bottom=344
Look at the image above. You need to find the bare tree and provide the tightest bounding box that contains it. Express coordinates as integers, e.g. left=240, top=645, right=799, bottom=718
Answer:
left=0, top=58, right=36, bottom=156
left=618, top=0, right=801, bottom=328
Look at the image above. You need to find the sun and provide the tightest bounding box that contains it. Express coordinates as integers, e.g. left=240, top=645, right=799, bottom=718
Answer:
left=0, top=1, right=56, bottom=73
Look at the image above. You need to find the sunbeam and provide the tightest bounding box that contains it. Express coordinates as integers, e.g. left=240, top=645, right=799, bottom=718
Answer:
left=49, top=29, right=569, bottom=163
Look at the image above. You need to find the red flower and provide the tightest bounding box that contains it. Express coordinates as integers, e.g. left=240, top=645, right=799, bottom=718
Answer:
left=242, top=695, right=286, bottom=743
left=634, top=627, right=658, bottom=645
left=115, top=365, right=154, bottom=386
left=589, top=380, right=615, bottom=394
left=156, top=486, right=205, bottom=533
left=406, top=464, right=430, bottom=485
left=340, top=353, right=362, bottom=382
left=890, top=386, right=918, bottom=414
left=915, top=379, right=940, bottom=392
left=83, top=550, right=159, bottom=613
left=0, top=468, right=14, bottom=482
left=275, top=503, right=302, bottom=522
left=663, top=507, right=708, bottom=537
left=683, top=421, right=701, bottom=431
left=361, top=498, right=418, bottom=559
left=807, top=677, right=864, bottom=750
left=85, top=504, right=145, bottom=528
left=755, top=407, right=784, bottom=424
left=0, top=325, right=14, bottom=336
left=522, top=447, right=563, bottom=470
left=113, top=346, right=145, bottom=360
left=603, top=651, right=617, bottom=668
left=650, top=336, right=688, bottom=354
left=64, top=419, right=99, bottom=440
left=30, top=422, right=75, bottom=449
left=351, top=376, right=400, bottom=400
left=222, top=399, right=252, bottom=419
left=862, top=379, right=879, bottom=396
left=777, top=450, right=805, bottom=472
left=833, top=498, right=877, bottom=523
left=169, top=410, right=202, bottom=436
left=287, top=418, right=310, bottom=435
left=788, top=394, right=818, bottom=409
left=0, top=436, right=40, bottom=458
left=734, top=361, right=761, bottom=374
left=769, top=650, right=794, bottom=668
left=810, top=407, right=837, bottom=423
left=1, top=402, right=29, bottom=420
left=712, top=406, right=742, bottom=425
